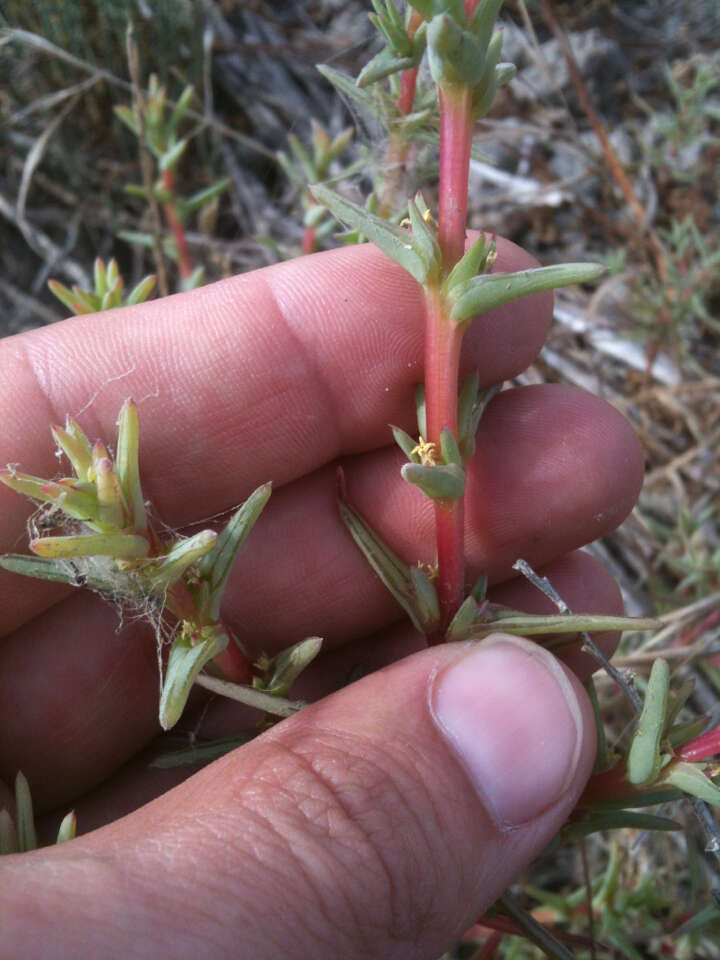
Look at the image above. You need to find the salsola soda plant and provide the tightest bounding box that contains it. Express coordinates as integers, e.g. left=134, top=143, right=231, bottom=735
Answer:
left=2, top=1, right=720, bottom=948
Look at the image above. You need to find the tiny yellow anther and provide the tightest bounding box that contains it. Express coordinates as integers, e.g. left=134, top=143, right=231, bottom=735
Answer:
left=410, top=436, right=438, bottom=466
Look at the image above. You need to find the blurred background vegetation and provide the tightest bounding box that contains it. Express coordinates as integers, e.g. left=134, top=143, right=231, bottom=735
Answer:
left=1, top=1, right=719, bottom=956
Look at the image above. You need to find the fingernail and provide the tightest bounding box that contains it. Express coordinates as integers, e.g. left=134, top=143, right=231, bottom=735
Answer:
left=430, top=634, right=584, bottom=829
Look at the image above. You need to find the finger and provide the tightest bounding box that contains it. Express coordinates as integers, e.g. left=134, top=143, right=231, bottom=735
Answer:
left=2, top=635, right=594, bottom=960
left=1, top=238, right=550, bottom=632
left=19, top=549, right=620, bottom=820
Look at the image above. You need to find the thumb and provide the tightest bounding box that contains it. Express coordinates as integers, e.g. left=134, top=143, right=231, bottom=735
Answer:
left=0, top=634, right=594, bottom=960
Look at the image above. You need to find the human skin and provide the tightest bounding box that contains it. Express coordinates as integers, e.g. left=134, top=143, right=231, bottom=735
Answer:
left=0, top=238, right=643, bottom=958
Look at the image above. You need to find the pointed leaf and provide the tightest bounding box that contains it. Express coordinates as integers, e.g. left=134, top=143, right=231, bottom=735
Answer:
left=627, top=658, right=670, bottom=786
left=126, top=274, right=156, bottom=307
left=407, top=195, right=442, bottom=282
left=401, top=461, right=466, bottom=500
left=30, top=532, right=150, bottom=559
left=357, top=48, right=417, bottom=87
left=409, top=565, right=440, bottom=631
left=115, top=400, right=146, bottom=530
left=660, top=761, right=720, bottom=809
left=564, top=810, right=681, bottom=841
left=93, top=455, right=126, bottom=529
left=310, top=183, right=428, bottom=283
left=0, top=470, right=99, bottom=523
left=159, top=623, right=229, bottom=730
left=47, top=279, right=80, bottom=312
left=446, top=595, right=478, bottom=640
left=195, top=483, right=272, bottom=621
left=14, top=772, right=37, bottom=853
left=450, top=263, right=607, bottom=325
left=338, top=500, right=424, bottom=632
left=182, top=179, right=231, bottom=216
left=0, top=552, right=108, bottom=589
left=392, top=425, right=420, bottom=462
left=444, top=235, right=493, bottom=296
left=0, top=810, right=18, bottom=855
left=147, top=529, right=217, bottom=592
left=56, top=811, right=76, bottom=844
left=257, top=637, right=323, bottom=697
left=439, top=427, right=462, bottom=466
left=415, top=384, right=427, bottom=437
left=469, top=613, right=661, bottom=641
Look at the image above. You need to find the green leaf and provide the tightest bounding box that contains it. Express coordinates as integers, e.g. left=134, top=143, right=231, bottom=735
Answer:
left=0, top=810, right=18, bottom=855
left=468, top=0, right=504, bottom=52
left=627, top=658, right=670, bottom=786
left=195, top=483, right=272, bottom=621
left=150, top=733, right=255, bottom=769
left=0, top=470, right=99, bottom=524
left=167, top=84, right=194, bottom=136
left=0, top=553, right=106, bottom=589
left=446, top=594, right=477, bottom=640
left=255, top=636, right=323, bottom=697
left=310, top=183, right=429, bottom=283
left=338, top=499, right=425, bottom=632
left=444, top=235, right=493, bottom=296
left=391, top=425, right=420, bottom=462
left=408, top=565, right=440, bottom=631
left=660, top=761, right=720, bottom=809
left=407, top=194, right=442, bottom=283
left=563, top=810, right=681, bottom=841
left=14, top=772, right=37, bottom=853
left=30, top=532, right=150, bottom=559
left=51, top=419, right=94, bottom=481
left=450, top=263, right=607, bottom=325
left=357, top=48, right=417, bottom=87
left=182, top=178, right=231, bottom=216
left=126, top=274, right=156, bottom=306
left=427, top=13, right=486, bottom=86
left=146, top=529, right=217, bottom=592
left=56, top=811, right=77, bottom=844
left=47, top=279, right=80, bottom=313
left=160, top=138, right=188, bottom=172
left=159, top=623, right=229, bottom=730
left=415, top=385, right=427, bottom=437
left=93, top=257, right=107, bottom=299
left=439, top=427, right=462, bottom=466
left=115, top=400, right=145, bottom=530
left=468, top=613, right=661, bottom=641
left=401, top=462, right=466, bottom=500
left=114, top=104, right=138, bottom=136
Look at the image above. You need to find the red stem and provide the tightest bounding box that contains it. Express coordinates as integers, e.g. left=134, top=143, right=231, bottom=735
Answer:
left=437, top=84, right=473, bottom=268
left=425, top=285, right=465, bottom=634
left=161, top=169, right=194, bottom=280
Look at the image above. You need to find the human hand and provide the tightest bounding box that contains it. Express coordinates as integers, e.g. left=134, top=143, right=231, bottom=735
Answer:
left=0, top=239, right=642, bottom=958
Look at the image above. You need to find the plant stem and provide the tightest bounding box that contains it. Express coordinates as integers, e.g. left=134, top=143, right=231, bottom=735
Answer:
left=424, top=284, right=465, bottom=633
left=423, top=82, right=474, bottom=634
left=377, top=9, right=422, bottom=218
left=437, top=83, right=473, bottom=268
left=161, top=169, right=194, bottom=280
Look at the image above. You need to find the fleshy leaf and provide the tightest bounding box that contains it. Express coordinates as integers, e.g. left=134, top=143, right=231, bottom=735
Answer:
left=401, top=462, right=466, bottom=500
left=408, top=565, right=440, bottom=632
left=0, top=553, right=111, bottom=589
left=468, top=613, right=660, bottom=641
left=659, top=761, right=720, bottom=809
left=0, top=470, right=99, bottom=523
left=627, top=658, right=670, bottom=786
left=310, top=183, right=429, bottom=283
left=446, top=594, right=477, bottom=640
left=115, top=400, right=146, bottom=530
left=30, top=532, right=150, bottom=559
left=358, top=48, right=417, bottom=87
left=450, top=263, right=606, bottom=325
left=146, top=529, right=217, bottom=592
left=159, top=623, right=229, bottom=731
left=56, top=811, right=77, bottom=844
left=391, top=426, right=420, bottom=462
left=195, top=483, right=272, bottom=622
left=255, top=637, right=323, bottom=697
left=444, top=235, right=493, bottom=296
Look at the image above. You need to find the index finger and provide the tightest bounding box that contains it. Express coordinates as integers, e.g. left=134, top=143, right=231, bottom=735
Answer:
left=0, top=238, right=551, bottom=631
